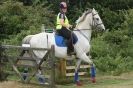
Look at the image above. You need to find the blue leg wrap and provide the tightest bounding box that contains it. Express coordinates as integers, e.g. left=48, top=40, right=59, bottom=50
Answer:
left=90, top=66, right=96, bottom=78
left=74, top=72, right=79, bottom=83
left=22, top=68, right=29, bottom=80
left=37, top=74, right=45, bottom=84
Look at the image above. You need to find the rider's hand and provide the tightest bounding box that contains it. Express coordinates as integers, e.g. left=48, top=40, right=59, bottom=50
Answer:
left=67, top=24, right=73, bottom=29
left=66, top=24, right=72, bottom=29
left=68, top=24, right=73, bottom=28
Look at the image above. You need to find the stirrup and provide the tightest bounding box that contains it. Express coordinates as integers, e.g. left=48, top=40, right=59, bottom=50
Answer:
left=67, top=52, right=76, bottom=56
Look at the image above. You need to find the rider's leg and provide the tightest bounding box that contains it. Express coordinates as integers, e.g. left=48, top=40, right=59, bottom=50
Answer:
left=59, top=28, right=74, bottom=55
left=67, top=38, right=74, bottom=53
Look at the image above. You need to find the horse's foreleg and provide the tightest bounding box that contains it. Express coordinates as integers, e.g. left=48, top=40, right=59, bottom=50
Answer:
left=90, top=64, right=96, bottom=83
left=74, top=59, right=82, bottom=86
left=79, top=53, right=93, bottom=65
left=79, top=53, right=96, bottom=83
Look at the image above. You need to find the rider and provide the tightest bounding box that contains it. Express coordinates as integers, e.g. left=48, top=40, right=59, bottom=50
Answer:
left=56, top=1, right=74, bottom=55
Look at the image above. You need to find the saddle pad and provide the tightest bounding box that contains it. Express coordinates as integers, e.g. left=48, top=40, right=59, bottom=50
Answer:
left=55, top=33, right=78, bottom=47
left=55, top=35, right=67, bottom=47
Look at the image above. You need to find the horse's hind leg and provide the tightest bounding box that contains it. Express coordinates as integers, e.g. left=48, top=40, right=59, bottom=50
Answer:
left=20, top=50, right=25, bottom=56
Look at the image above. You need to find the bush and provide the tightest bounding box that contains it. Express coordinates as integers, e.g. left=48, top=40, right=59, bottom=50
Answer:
left=0, top=1, right=54, bottom=44
left=91, top=36, right=109, bottom=58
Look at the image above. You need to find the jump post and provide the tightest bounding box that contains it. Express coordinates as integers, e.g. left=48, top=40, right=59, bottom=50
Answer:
left=58, top=59, right=90, bottom=77
left=57, top=59, right=96, bottom=84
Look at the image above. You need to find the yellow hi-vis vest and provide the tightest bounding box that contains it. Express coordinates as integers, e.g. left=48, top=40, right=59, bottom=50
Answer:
left=56, top=13, right=69, bottom=29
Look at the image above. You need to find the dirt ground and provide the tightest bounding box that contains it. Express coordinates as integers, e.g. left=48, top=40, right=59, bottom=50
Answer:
left=0, top=81, right=45, bottom=88
left=0, top=72, right=133, bottom=88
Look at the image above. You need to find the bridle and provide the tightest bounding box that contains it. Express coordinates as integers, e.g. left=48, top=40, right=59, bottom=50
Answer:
left=92, top=12, right=103, bottom=30
left=74, top=10, right=104, bottom=42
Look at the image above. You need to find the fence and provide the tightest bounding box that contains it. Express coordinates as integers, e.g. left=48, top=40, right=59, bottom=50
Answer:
left=0, top=44, right=55, bottom=88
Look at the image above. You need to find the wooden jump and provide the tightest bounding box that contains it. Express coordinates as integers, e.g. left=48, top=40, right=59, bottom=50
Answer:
left=59, top=59, right=90, bottom=77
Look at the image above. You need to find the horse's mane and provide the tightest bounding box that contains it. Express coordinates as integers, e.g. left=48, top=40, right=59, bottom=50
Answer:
left=76, top=8, right=92, bottom=24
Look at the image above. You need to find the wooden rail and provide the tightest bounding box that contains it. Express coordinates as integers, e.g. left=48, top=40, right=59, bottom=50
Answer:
left=66, top=65, right=90, bottom=70
left=1, top=45, right=50, bottom=50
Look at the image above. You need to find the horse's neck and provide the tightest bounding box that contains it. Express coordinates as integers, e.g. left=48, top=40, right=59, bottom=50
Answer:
left=75, top=15, right=92, bottom=42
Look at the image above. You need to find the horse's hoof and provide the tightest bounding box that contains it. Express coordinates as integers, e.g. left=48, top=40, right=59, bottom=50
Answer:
left=91, top=77, right=96, bottom=83
left=38, top=77, right=45, bottom=84
left=22, top=73, right=28, bottom=80
left=76, top=81, right=82, bottom=86
left=36, top=74, right=45, bottom=84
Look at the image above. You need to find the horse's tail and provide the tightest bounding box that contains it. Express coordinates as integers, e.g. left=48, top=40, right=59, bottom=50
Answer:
left=22, top=35, right=34, bottom=44
left=20, top=35, right=34, bottom=56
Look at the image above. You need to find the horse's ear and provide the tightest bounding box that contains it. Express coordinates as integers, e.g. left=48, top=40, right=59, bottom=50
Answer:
left=92, top=8, right=97, bottom=13
left=92, top=8, right=95, bottom=11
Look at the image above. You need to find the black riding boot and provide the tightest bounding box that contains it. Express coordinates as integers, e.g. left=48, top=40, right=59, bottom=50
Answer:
left=67, top=39, right=74, bottom=55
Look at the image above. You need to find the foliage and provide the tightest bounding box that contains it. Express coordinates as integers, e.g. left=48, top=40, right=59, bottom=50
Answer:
left=0, top=1, right=54, bottom=44
left=91, top=9, right=133, bottom=74
left=0, top=0, right=133, bottom=75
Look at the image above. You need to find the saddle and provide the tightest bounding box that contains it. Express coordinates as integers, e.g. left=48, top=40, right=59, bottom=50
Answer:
left=55, top=33, right=78, bottom=47
left=55, top=33, right=78, bottom=55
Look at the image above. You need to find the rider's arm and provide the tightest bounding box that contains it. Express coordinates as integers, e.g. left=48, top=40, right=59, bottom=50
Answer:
left=59, top=14, right=72, bottom=29
left=60, top=19, right=70, bottom=28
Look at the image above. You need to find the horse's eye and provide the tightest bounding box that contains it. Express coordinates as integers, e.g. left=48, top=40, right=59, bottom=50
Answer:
left=96, top=18, right=99, bottom=21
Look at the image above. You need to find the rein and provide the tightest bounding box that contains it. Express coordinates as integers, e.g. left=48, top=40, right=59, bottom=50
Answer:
left=74, top=29, right=91, bottom=42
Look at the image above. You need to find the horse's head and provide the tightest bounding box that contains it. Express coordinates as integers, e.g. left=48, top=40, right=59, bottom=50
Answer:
left=91, top=8, right=105, bottom=30
left=76, top=8, right=105, bottom=30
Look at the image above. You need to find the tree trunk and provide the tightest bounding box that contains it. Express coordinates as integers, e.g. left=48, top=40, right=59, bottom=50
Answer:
left=0, top=43, right=3, bottom=81
left=0, top=43, right=6, bottom=81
